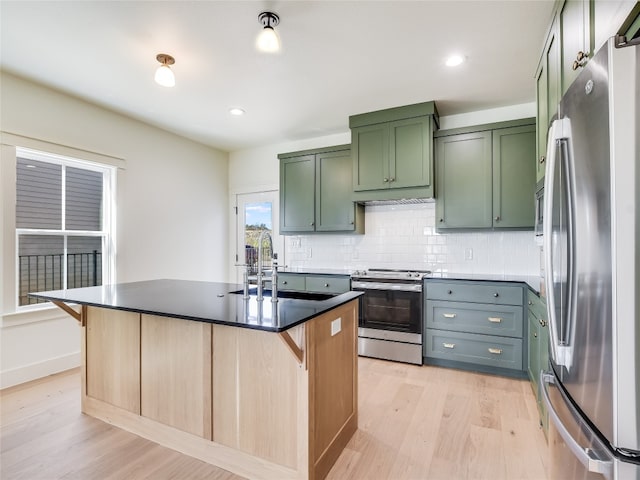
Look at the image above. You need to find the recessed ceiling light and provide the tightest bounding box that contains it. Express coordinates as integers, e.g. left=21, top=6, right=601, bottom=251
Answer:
left=445, top=54, right=465, bottom=67
left=229, top=108, right=245, bottom=116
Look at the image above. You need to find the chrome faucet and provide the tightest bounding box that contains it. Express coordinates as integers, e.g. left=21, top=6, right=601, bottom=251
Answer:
left=256, top=230, right=278, bottom=302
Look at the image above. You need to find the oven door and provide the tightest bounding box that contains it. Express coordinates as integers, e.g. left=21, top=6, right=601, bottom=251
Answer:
left=351, top=281, right=422, bottom=334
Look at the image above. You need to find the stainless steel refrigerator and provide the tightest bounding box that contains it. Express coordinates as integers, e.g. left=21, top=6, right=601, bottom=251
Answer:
left=541, top=37, right=639, bottom=479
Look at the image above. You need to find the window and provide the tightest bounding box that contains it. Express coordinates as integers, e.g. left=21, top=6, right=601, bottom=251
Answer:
left=16, top=148, right=116, bottom=306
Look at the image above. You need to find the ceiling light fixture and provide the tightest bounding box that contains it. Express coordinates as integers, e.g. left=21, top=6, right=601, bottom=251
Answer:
left=155, top=53, right=176, bottom=87
left=445, top=54, right=465, bottom=67
left=229, top=108, right=245, bottom=116
left=256, top=11, right=280, bottom=53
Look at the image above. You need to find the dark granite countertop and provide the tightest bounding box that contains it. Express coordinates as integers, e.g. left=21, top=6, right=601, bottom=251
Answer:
left=29, top=279, right=362, bottom=333
left=278, top=268, right=353, bottom=276
left=427, top=271, right=542, bottom=295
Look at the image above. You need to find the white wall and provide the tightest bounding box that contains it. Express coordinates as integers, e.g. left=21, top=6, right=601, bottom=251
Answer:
left=1, top=71, right=229, bottom=388
left=228, top=102, right=540, bottom=279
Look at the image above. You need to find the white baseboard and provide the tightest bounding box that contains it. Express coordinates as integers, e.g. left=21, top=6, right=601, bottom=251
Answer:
left=0, top=351, right=80, bottom=389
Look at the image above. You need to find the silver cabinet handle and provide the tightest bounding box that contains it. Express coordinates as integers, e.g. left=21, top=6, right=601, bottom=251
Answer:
left=310, top=222, right=315, bottom=226
left=282, top=281, right=288, bottom=285
left=324, top=283, right=329, bottom=287
left=488, top=317, right=502, bottom=323
left=493, top=292, right=499, bottom=298
left=442, top=313, right=456, bottom=318
left=443, top=343, right=455, bottom=349
left=383, top=178, right=389, bottom=182
left=528, top=300, right=533, bottom=305
left=539, top=156, right=546, bottom=164
left=390, top=177, right=395, bottom=182
left=494, top=216, right=500, bottom=221
left=488, top=348, right=502, bottom=355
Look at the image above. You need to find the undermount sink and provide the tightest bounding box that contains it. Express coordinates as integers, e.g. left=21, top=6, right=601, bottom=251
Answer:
left=229, top=289, right=334, bottom=301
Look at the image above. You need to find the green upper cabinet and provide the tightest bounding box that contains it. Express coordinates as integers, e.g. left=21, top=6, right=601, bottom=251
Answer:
left=350, top=101, right=439, bottom=202
left=535, top=61, right=548, bottom=182
left=536, top=1, right=639, bottom=181
left=351, top=123, right=389, bottom=191
left=560, top=0, right=592, bottom=94
left=280, top=154, right=316, bottom=233
left=315, top=149, right=358, bottom=232
left=493, top=125, right=537, bottom=228
left=435, top=131, right=493, bottom=229
left=435, top=120, right=536, bottom=230
left=279, top=145, right=364, bottom=235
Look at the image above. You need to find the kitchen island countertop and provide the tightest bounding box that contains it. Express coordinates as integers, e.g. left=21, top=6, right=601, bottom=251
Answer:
left=29, top=279, right=362, bottom=332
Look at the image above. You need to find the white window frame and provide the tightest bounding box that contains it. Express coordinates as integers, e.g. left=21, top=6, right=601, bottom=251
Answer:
left=14, top=147, right=116, bottom=311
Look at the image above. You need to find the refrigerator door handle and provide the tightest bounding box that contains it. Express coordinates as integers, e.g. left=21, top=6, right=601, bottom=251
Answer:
left=543, top=118, right=574, bottom=369
left=541, top=372, right=614, bottom=478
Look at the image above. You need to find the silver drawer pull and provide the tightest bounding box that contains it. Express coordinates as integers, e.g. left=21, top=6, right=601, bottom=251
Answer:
left=488, top=348, right=503, bottom=355
left=443, top=343, right=456, bottom=349
left=324, top=283, right=329, bottom=287
left=442, top=313, right=457, bottom=318
left=488, top=317, right=502, bottom=323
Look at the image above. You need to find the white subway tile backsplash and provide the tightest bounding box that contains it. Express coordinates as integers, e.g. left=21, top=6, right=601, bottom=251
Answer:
left=284, top=203, right=540, bottom=275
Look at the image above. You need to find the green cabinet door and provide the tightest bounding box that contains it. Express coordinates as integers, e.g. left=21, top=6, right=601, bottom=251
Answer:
left=435, top=131, right=492, bottom=228
left=279, top=155, right=315, bottom=233
left=535, top=61, right=548, bottom=182
left=389, top=116, right=433, bottom=190
left=492, top=125, right=536, bottom=228
left=560, top=0, right=592, bottom=94
left=527, top=311, right=541, bottom=388
left=546, top=14, right=561, bottom=122
left=352, top=123, right=389, bottom=191
left=316, top=149, right=355, bottom=232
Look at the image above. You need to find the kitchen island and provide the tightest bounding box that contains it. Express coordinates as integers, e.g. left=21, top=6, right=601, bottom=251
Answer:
left=31, top=279, right=362, bottom=480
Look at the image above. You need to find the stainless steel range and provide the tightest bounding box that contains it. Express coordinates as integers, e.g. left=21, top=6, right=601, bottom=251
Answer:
left=351, top=268, right=431, bottom=365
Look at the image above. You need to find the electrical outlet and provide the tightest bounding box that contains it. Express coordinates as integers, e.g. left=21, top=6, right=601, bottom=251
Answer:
left=331, top=317, right=342, bottom=336
left=465, top=248, right=473, bottom=260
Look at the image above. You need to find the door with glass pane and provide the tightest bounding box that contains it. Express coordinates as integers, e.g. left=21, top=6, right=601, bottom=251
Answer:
left=234, top=191, right=282, bottom=284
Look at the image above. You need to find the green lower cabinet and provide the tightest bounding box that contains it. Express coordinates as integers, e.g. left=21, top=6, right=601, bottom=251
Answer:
left=424, top=279, right=527, bottom=378
left=435, top=120, right=536, bottom=230
left=279, top=145, right=363, bottom=234
left=527, top=291, right=549, bottom=437
left=277, top=273, right=350, bottom=294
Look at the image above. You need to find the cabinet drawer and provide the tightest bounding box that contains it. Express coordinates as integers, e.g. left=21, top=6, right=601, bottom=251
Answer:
left=277, top=274, right=305, bottom=292
left=426, top=281, right=523, bottom=306
left=425, top=329, right=523, bottom=371
left=305, top=275, right=350, bottom=294
left=426, top=301, right=523, bottom=338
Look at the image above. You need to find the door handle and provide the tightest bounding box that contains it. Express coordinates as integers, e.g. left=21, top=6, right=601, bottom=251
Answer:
left=541, top=373, right=613, bottom=476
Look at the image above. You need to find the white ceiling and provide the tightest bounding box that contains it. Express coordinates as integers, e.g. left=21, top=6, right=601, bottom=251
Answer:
left=0, top=1, right=555, bottom=152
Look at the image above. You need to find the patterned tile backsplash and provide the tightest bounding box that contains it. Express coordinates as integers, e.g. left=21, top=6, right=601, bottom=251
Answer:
left=284, top=203, right=540, bottom=275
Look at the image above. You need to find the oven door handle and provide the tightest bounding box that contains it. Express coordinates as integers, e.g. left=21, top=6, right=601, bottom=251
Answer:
left=351, top=281, right=422, bottom=292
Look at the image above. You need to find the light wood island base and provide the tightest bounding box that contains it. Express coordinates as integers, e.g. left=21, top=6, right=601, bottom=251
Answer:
left=78, top=300, right=358, bottom=480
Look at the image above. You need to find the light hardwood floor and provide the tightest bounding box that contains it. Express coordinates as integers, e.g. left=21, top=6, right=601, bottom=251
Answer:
left=1, top=358, right=548, bottom=480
